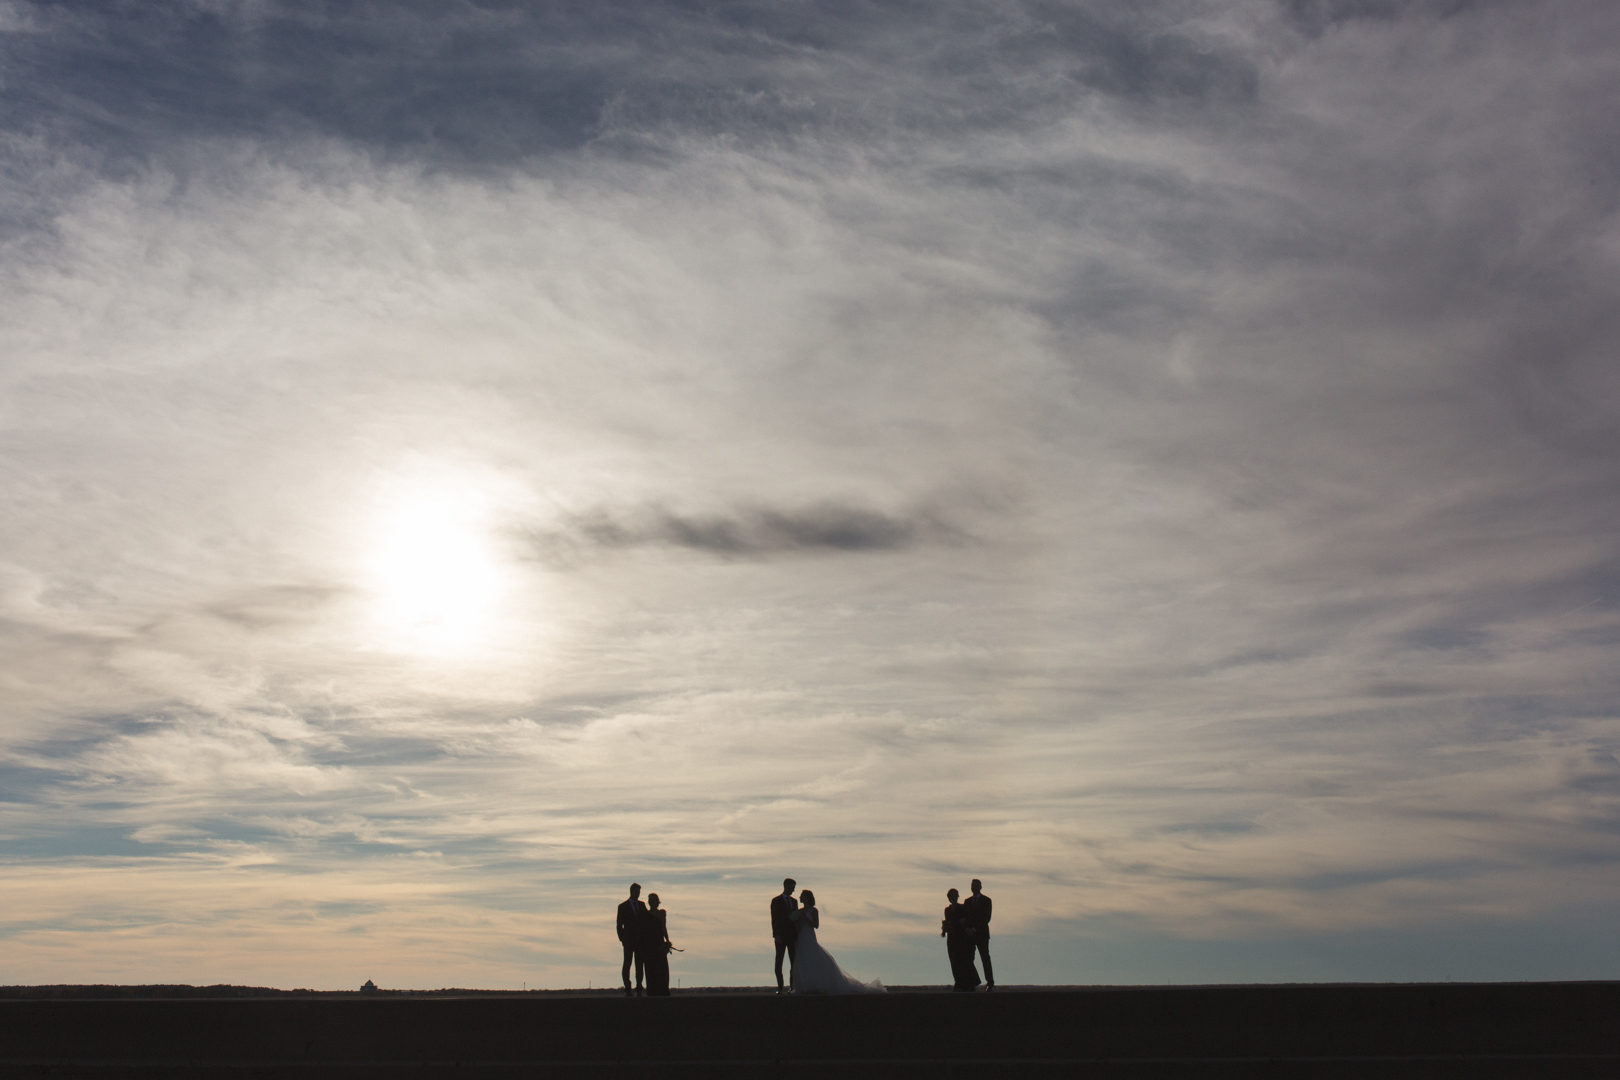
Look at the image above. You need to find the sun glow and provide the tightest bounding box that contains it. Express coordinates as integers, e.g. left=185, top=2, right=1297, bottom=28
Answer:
left=365, top=482, right=507, bottom=655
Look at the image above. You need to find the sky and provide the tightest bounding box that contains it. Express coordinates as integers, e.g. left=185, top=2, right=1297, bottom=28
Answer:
left=1, top=0, right=1618, bottom=991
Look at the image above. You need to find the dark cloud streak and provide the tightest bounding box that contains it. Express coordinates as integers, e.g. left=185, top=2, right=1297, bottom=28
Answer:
left=529, top=501, right=965, bottom=562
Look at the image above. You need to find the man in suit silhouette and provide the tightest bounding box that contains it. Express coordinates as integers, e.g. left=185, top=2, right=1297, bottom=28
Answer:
left=618, top=883, right=647, bottom=997
left=770, top=878, right=799, bottom=993
left=962, top=878, right=994, bottom=990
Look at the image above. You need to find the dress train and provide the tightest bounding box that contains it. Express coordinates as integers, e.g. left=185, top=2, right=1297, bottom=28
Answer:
left=792, top=916, right=885, bottom=995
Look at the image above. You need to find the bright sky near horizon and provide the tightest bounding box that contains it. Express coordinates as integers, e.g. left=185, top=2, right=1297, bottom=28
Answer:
left=2, top=0, right=1618, bottom=991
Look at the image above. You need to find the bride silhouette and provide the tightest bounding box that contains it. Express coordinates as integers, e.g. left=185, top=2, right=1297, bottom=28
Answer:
left=789, top=890, right=886, bottom=995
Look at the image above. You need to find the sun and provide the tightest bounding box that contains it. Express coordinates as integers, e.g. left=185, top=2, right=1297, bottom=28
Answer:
left=365, top=482, right=506, bottom=655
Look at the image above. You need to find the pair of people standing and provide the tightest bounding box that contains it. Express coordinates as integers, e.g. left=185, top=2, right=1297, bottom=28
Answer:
left=941, top=879, right=993, bottom=992
left=770, top=878, right=885, bottom=995
left=616, top=883, right=674, bottom=996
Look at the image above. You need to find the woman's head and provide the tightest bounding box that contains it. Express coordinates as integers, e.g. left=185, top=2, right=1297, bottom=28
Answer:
left=800, top=889, right=816, bottom=908
left=647, top=893, right=661, bottom=909
left=947, top=888, right=959, bottom=901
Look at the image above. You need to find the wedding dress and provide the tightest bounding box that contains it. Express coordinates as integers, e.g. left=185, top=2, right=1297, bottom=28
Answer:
left=791, top=907, right=886, bottom=995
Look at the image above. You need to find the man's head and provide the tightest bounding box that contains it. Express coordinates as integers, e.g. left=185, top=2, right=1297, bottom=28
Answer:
left=782, top=878, right=796, bottom=894
left=970, top=879, right=983, bottom=895
left=629, top=883, right=641, bottom=898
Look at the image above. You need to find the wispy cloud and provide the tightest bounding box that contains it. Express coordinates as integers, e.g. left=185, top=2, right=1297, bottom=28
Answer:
left=527, top=501, right=967, bottom=562
left=1, top=0, right=1618, bottom=989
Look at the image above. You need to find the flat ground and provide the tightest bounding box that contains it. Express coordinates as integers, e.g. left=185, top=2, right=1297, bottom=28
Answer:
left=1, top=982, right=1616, bottom=1077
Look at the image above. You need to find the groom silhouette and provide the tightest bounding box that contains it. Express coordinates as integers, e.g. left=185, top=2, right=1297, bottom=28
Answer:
left=962, top=878, right=994, bottom=991
left=770, top=878, right=799, bottom=993
left=617, top=883, right=647, bottom=997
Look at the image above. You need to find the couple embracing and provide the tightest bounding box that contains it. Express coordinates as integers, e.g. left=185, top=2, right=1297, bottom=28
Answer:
left=617, top=882, right=676, bottom=997
left=941, top=878, right=994, bottom=992
left=770, top=878, right=885, bottom=995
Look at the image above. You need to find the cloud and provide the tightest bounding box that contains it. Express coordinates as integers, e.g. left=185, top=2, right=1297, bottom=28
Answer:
left=0, top=0, right=1618, bottom=988
left=527, top=501, right=966, bottom=563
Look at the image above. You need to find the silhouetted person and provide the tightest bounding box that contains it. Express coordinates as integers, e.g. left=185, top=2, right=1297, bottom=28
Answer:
left=962, top=878, right=994, bottom=991
left=771, top=878, right=799, bottom=993
left=942, top=888, right=980, bottom=992
left=617, top=883, right=647, bottom=997
left=642, top=893, right=673, bottom=996
left=786, top=889, right=885, bottom=994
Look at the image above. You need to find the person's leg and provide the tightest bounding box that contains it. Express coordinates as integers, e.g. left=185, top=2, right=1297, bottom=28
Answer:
left=954, top=939, right=981, bottom=990
left=774, top=940, right=788, bottom=990
left=634, top=947, right=645, bottom=993
left=786, top=940, right=797, bottom=990
left=976, top=938, right=994, bottom=988
left=622, top=944, right=636, bottom=995
left=648, top=952, right=669, bottom=995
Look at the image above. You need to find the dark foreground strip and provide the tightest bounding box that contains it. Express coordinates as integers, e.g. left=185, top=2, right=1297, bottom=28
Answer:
left=9, top=1055, right=1620, bottom=1066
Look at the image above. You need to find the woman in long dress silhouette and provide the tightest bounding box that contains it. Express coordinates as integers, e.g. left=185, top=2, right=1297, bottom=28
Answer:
left=642, top=893, right=673, bottom=996
left=790, top=890, right=885, bottom=995
left=942, top=888, right=979, bottom=992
